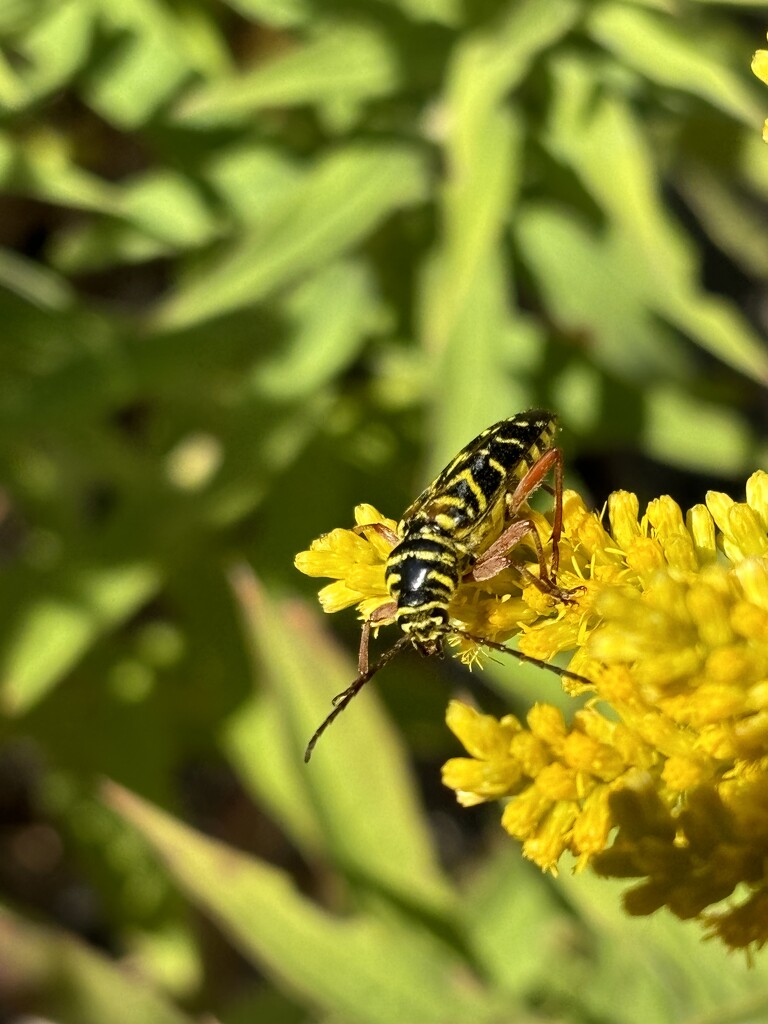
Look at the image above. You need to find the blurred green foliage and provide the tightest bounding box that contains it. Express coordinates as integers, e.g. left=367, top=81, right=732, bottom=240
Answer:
left=0, top=0, right=767, bottom=1021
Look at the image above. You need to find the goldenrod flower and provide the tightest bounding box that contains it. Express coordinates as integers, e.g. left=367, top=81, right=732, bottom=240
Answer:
left=295, top=502, right=566, bottom=658
left=294, top=503, right=397, bottom=622
left=442, top=699, right=653, bottom=871
left=296, top=472, right=768, bottom=951
left=753, top=36, right=768, bottom=142
left=442, top=472, right=768, bottom=952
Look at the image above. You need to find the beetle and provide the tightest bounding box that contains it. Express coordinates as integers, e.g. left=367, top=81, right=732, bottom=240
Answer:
left=304, top=410, right=587, bottom=761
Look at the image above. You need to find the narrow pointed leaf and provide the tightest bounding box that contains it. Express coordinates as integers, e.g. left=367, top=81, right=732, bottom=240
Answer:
left=105, top=782, right=502, bottom=1024
left=227, top=569, right=455, bottom=911
left=154, top=144, right=429, bottom=330
left=423, top=0, right=580, bottom=466
left=588, top=4, right=763, bottom=125
left=177, top=23, right=401, bottom=124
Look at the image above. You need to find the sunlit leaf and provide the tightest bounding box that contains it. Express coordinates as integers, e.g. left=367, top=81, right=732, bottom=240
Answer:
left=82, top=0, right=197, bottom=128
left=543, top=58, right=768, bottom=383
left=203, top=146, right=303, bottom=225
left=0, top=247, right=75, bottom=310
left=0, top=0, right=49, bottom=34
left=227, top=570, right=454, bottom=910
left=588, top=4, right=762, bottom=125
left=154, top=144, right=429, bottom=330
left=516, top=202, right=690, bottom=378
left=0, top=131, right=117, bottom=212
left=177, top=22, right=402, bottom=124
left=8, top=0, right=93, bottom=108
left=422, top=0, right=580, bottom=467
left=253, top=259, right=378, bottom=399
left=221, top=0, right=314, bottom=29
left=677, top=166, right=768, bottom=277
left=51, top=171, right=222, bottom=272
left=463, top=848, right=569, bottom=997
left=0, top=561, right=160, bottom=714
left=105, top=782, right=506, bottom=1024
left=643, top=384, right=752, bottom=474
left=557, top=868, right=768, bottom=1020
left=389, top=0, right=462, bottom=25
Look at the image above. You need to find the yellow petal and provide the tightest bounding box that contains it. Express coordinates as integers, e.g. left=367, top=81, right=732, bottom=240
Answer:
left=752, top=48, right=768, bottom=86
left=607, top=490, right=641, bottom=552
left=445, top=700, right=520, bottom=759
left=745, top=470, right=768, bottom=531
left=686, top=504, right=717, bottom=566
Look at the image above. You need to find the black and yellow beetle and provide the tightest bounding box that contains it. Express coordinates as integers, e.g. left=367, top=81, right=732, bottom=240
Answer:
left=305, top=410, right=587, bottom=761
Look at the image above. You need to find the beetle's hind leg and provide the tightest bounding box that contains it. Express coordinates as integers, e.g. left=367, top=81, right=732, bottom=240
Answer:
left=505, top=446, right=565, bottom=574
left=480, top=444, right=583, bottom=602
left=468, top=517, right=579, bottom=604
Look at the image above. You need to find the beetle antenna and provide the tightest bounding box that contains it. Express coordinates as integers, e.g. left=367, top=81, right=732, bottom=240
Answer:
left=452, top=630, right=593, bottom=688
left=304, top=636, right=410, bottom=762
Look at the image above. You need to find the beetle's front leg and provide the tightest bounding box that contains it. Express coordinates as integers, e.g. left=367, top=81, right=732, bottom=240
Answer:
left=358, top=601, right=398, bottom=674
left=354, top=522, right=399, bottom=547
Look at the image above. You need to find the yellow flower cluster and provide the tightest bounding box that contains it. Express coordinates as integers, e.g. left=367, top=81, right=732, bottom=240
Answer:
left=443, top=473, right=768, bottom=951
left=295, top=472, right=768, bottom=951
left=442, top=700, right=654, bottom=872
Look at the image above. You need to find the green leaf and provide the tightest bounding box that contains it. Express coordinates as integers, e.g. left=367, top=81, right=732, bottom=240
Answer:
left=0, top=49, right=26, bottom=107
left=422, top=0, right=581, bottom=467
left=9, top=0, right=93, bottom=109
left=82, top=0, right=196, bottom=128
left=0, top=247, right=75, bottom=310
left=0, top=908, right=195, bottom=1024
left=116, top=171, right=219, bottom=248
left=177, top=22, right=402, bottom=125
left=0, top=561, right=160, bottom=715
left=543, top=60, right=768, bottom=384
left=50, top=145, right=300, bottom=274
left=587, top=3, right=763, bottom=126
left=0, top=130, right=117, bottom=212
left=224, top=687, right=321, bottom=851
left=463, top=848, right=569, bottom=996
left=105, top=782, right=504, bottom=1024
left=473, top=851, right=768, bottom=1023
left=51, top=171, right=222, bottom=273
left=643, top=384, right=752, bottom=474
left=254, top=260, right=378, bottom=400
left=557, top=868, right=768, bottom=1022
left=516, top=201, right=691, bottom=378
left=154, top=143, right=429, bottom=330
left=663, top=287, right=768, bottom=387
left=50, top=221, right=175, bottom=273
left=691, top=0, right=768, bottom=6
left=677, top=166, right=768, bottom=278
left=226, top=570, right=454, bottom=911
left=203, top=146, right=303, bottom=225
left=219, top=987, right=306, bottom=1024
left=0, top=0, right=50, bottom=34
left=738, top=132, right=768, bottom=201
left=423, top=244, right=527, bottom=473
left=388, top=0, right=463, bottom=26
